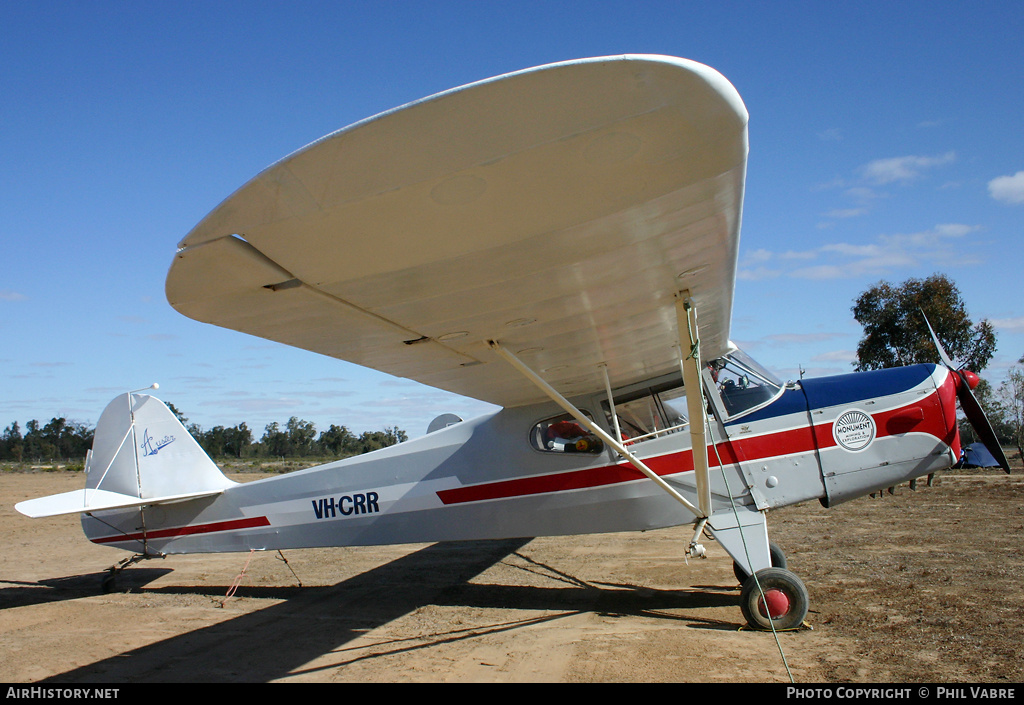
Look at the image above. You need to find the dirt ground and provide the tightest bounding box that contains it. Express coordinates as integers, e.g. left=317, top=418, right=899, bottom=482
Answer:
left=1, top=464, right=1021, bottom=684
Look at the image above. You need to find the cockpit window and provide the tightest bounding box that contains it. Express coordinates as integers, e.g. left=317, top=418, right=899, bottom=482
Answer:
left=531, top=413, right=605, bottom=454
left=601, top=380, right=689, bottom=446
left=706, top=349, right=784, bottom=418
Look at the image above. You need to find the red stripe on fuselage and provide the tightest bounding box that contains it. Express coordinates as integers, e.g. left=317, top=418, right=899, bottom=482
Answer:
left=90, top=516, right=271, bottom=545
left=437, top=388, right=950, bottom=506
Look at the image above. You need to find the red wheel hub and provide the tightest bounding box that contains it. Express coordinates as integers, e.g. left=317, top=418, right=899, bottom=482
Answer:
left=759, top=588, right=790, bottom=618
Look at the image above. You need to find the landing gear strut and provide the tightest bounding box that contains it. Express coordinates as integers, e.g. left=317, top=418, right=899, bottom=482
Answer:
left=733, top=541, right=787, bottom=584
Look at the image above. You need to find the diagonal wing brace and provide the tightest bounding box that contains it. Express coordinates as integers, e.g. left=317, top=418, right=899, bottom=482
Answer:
left=487, top=339, right=708, bottom=522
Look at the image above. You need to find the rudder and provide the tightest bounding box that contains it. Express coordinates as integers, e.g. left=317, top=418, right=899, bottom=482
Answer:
left=87, top=392, right=236, bottom=500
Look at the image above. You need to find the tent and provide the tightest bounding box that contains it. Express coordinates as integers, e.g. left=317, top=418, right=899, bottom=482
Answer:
left=962, top=442, right=1001, bottom=468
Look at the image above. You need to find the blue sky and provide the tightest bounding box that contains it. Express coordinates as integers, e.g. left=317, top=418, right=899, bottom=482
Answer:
left=2, top=1, right=1022, bottom=439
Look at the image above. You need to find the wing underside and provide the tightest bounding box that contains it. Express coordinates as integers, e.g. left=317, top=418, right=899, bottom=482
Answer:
left=166, top=55, right=748, bottom=407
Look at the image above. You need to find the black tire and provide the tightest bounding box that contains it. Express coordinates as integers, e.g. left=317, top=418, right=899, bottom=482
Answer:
left=739, top=567, right=809, bottom=631
left=733, top=541, right=787, bottom=584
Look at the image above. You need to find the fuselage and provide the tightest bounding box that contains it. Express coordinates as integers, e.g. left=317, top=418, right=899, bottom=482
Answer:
left=82, top=359, right=961, bottom=557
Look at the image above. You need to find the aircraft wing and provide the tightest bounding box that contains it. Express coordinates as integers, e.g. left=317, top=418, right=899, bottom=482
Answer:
left=166, top=55, right=748, bottom=407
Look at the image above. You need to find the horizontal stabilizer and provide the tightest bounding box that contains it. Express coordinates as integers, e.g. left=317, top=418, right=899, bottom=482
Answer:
left=15, top=487, right=224, bottom=519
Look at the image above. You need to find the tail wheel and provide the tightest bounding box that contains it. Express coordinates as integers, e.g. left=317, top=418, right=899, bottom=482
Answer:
left=733, top=541, right=787, bottom=584
left=740, top=567, right=809, bottom=631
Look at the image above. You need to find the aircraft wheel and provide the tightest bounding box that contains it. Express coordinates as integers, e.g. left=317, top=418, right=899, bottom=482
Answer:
left=739, top=567, right=808, bottom=631
left=733, top=541, right=787, bottom=584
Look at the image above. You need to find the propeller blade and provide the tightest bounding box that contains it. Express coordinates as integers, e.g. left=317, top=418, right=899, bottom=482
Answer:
left=921, top=309, right=957, bottom=370
left=920, top=309, right=1010, bottom=474
left=956, top=373, right=1011, bottom=473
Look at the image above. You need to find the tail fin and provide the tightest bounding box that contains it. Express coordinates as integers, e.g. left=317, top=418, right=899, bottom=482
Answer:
left=15, top=392, right=235, bottom=518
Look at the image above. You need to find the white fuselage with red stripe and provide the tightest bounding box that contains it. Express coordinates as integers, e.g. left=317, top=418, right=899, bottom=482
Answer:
left=81, top=362, right=960, bottom=558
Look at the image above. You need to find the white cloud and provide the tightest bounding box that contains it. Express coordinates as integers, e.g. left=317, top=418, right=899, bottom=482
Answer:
left=858, top=152, right=956, bottom=185
left=933, top=223, right=977, bottom=237
left=790, top=264, right=851, bottom=280
left=811, top=350, right=858, bottom=363
left=816, top=152, right=956, bottom=226
left=811, top=176, right=848, bottom=192
left=820, top=243, right=883, bottom=257
left=780, top=250, right=817, bottom=260
left=988, top=171, right=1024, bottom=205
left=764, top=333, right=845, bottom=345
left=991, top=316, right=1024, bottom=333
left=736, top=249, right=783, bottom=280
left=736, top=266, right=782, bottom=281
left=740, top=248, right=774, bottom=265
left=751, top=223, right=980, bottom=281
left=1, top=290, right=26, bottom=301
left=843, top=186, right=885, bottom=202
left=824, top=207, right=868, bottom=219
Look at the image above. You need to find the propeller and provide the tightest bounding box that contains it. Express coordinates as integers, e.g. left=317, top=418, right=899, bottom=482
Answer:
left=921, top=311, right=1010, bottom=473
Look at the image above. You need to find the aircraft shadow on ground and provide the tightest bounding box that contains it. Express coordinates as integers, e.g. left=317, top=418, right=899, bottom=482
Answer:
left=0, top=569, right=174, bottom=610
left=36, top=538, right=740, bottom=683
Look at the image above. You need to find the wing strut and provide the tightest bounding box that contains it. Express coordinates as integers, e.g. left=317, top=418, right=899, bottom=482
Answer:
left=677, top=292, right=713, bottom=519
left=487, top=340, right=707, bottom=521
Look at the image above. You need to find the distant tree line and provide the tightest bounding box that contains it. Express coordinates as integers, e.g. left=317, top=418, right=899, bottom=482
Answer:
left=0, top=418, right=94, bottom=462
left=184, top=417, right=408, bottom=460
left=1, top=403, right=407, bottom=463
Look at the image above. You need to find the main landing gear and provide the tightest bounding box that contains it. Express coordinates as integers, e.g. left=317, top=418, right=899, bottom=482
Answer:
left=732, top=542, right=809, bottom=631
left=739, top=566, right=809, bottom=631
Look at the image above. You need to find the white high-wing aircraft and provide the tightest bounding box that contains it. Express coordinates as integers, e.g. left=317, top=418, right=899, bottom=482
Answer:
left=16, top=56, right=1008, bottom=631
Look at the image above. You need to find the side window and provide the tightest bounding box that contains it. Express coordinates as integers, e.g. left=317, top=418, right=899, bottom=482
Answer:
left=601, top=382, right=688, bottom=445
left=530, top=413, right=605, bottom=454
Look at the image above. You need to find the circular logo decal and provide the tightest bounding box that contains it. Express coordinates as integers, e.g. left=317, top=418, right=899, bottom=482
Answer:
left=833, top=409, right=876, bottom=452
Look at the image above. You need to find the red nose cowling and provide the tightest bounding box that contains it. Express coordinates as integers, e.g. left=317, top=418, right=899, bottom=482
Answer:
left=937, top=367, right=962, bottom=461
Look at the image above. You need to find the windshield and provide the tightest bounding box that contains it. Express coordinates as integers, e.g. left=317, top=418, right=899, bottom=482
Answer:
left=707, top=349, right=784, bottom=418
